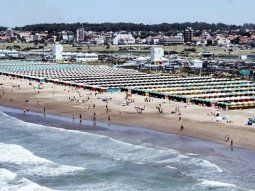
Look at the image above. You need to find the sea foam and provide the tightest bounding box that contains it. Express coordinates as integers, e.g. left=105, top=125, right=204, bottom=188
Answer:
left=0, top=142, right=85, bottom=177
left=0, top=111, right=223, bottom=177
left=201, top=179, right=237, bottom=188
left=0, top=168, right=57, bottom=191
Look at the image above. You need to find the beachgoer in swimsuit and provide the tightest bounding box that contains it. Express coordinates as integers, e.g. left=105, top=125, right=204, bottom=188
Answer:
left=230, top=140, right=234, bottom=151
left=180, top=125, right=184, bottom=131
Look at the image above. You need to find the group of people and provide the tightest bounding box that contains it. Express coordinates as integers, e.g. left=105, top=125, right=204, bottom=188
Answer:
left=1, top=75, right=240, bottom=153
left=144, top=97, right=152, bottom=103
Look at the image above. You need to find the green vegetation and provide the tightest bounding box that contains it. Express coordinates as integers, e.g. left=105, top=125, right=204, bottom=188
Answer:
left=0, top=26, right=7, bottom=31
left=13, top=22, right=255, bottom=34
left=1, top=42, right=254, bottom=57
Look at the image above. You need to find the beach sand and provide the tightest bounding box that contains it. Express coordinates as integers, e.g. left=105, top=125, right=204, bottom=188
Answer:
left=1, top=75, right=255, bottom=150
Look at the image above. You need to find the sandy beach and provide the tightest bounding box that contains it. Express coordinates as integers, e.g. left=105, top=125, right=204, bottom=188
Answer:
left=1, top=74, right=255, bottom=150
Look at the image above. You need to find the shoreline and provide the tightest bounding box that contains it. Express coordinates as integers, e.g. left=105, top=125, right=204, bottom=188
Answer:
left=3, top=103, right=255, bottom=167
left=1, top=75, right=255, bottom=150
left=1, top=101, right=255, bottom=152
left=3, top=105, right=255, bottom=191
left=2, top=103, right=255, bottom=154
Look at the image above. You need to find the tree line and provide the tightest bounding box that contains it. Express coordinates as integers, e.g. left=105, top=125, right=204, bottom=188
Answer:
left=0, top=26, right=7, bottom=31
left=12, top=22, right=255, bottom=33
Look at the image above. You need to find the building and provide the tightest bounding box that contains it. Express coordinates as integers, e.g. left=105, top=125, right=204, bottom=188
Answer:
left=75, top=53, right=98, bottom=62
left=0, top=50, right=19, bottom=58
left=34, top=33, right=41, bottom=41
left=146, top=36, right=160, bottom=45
left=6, top=28, right=14, bottom=40
left=201, top=31, right=211, bottom=40
left=113, top=33, right=135, bottom=45
left=76, top=28, right=85, bottom=42
left=52, top=44, right=98, bottom=63
left=184, top=27, right=193, bottom=43
left=104, top=36, right=113, bottom=45
left=189, top=59, right=203, bottom=68
left=18, top=32, right=33, bottom=43
left=52, top=44, right=64, bottom=61
left=25, top=36, right=34, bottom=43
left=217, top=37, right=231, bottom=46
left=150, top=46, right=168, bottom=64
left=93, top=37, right=105, bottom=45
left=0, top=36, right=8, bottom=43
left=158, top=34, right=184, bottom=45
left=240, top=55, right=248, bottom=60
left=62, top=52, right=98, bottom=62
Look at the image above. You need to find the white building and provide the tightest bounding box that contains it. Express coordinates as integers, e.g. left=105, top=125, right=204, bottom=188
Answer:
left=6, top=28, right=14, bottom=39
left=201, top=31, right=211, bottom=40
left=240, top=55, right=247, bottom=60
left=150, top=46, right=168, bottom=64
left=0, top=49, right=19, bottom=58
left=217, top=37, right=231, bottom=46
left=76, top=28, right=85, bottom=42
left=113, top=33, right=135, bottom=45
left=61, top=52, right=98, bottom=62
left=52, top=44, right=64, bottom=61
left=94, top=37, right=105, bottom=45
left=52, top=44, right=98, bottom=62
left=189, top=59, right=203, bottom=68
left=75, top=53, right=98, bottom=62
left=146, top=36, right=160, bottom=45
left=34, top=33, right=41, bottom=41
left=159, top=34, right=184, bottom=45
left=18, top=32, right=34, bottom=43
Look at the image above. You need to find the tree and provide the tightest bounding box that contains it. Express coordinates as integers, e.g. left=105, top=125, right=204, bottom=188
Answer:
left=184, top=48, right=196, bottom=53
left=6, top=46, right=12, bottom=50
left=231, top=37, right=240, bottom=45
left=13, top=22, right=250, bottom=33
left=13, top=45, right=21, bottom=51
left=106, top=44, right=110, bottom=49
left=77, top=47, right=82, bottom=52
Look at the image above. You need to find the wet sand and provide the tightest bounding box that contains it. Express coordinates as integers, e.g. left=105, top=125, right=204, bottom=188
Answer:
left=1, top=75, right=255, bottom=150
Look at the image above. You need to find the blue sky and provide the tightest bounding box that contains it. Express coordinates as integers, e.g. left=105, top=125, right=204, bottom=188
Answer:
left=0, top=0, right=254, bottom=27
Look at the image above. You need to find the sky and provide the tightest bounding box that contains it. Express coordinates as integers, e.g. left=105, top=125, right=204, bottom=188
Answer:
left=0, top=0, right=254, bottom=27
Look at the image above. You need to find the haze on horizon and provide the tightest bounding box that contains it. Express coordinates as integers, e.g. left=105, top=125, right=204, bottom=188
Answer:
left=0, top=0, right=254, bottom=27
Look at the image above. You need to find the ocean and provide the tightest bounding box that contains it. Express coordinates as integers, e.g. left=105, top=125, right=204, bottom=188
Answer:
left=0, top=106, right=254, bottom=191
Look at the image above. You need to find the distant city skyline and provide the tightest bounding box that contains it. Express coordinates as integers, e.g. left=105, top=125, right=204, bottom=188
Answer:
left=0, top=0, right=254, bottom=27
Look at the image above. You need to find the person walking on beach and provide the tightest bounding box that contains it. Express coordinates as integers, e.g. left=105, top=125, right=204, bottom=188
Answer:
left=108, top=115, right=111, bottom=121
left=225, top=135, right=230, bottom=142
left=180, top=124, right=184, bottom=132
left=72, top=114, right=75, bottom=123
left=230, top=140, right=234, bottom=151
left=43, top=107, right=46, bottom=117
left=79, top=114, right=82, bottom=123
